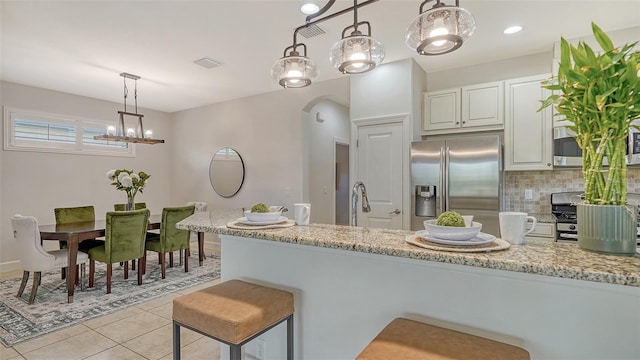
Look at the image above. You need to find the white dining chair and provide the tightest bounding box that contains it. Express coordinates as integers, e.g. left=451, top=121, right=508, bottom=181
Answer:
left=11, top=214, right=88, bottom=304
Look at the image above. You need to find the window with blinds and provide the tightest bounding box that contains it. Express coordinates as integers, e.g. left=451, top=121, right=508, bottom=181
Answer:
left=3, top=107, right=134, bottom=156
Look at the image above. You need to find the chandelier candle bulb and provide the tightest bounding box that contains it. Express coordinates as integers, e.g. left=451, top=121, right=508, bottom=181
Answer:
left=126, top=128, right=135, bottom=137
left=106, top=125, right=116, bottom=136
left=144, top=130, right=153, bottom=138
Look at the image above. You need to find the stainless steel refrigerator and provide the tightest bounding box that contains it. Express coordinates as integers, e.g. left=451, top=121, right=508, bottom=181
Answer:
left=410, top=134, right=504, bottom=236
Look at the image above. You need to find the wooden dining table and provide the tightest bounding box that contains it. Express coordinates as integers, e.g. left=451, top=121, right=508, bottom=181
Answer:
left=38, top=214, right=162, bottom=303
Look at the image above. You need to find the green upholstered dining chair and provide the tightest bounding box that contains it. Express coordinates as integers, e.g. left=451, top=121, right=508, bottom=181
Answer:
left=114, top=202, right=155, bottom=270
left=54, top=205, right=104, bottom=279
left=143, top=205, right=195, bottom=279
left=113, top=202, right=147, bottom=211
left=88, top=208, right=150, bottom=294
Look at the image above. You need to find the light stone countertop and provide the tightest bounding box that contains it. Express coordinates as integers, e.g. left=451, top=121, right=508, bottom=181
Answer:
left=177, top=210, right=640, bottom=287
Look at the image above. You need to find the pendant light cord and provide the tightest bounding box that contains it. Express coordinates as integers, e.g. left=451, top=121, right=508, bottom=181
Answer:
left=134, top=79, right=138, bottom=114
left=123, top=76, right=128, bottom=112
left=352, top=0, right=359, bottom=32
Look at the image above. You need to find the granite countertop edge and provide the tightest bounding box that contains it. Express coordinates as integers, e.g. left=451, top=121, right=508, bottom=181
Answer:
left=177, top=212, right=640, bottom=288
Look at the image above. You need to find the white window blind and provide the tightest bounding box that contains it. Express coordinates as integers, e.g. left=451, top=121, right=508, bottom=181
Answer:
left=3, top=107, right=134, bottom=156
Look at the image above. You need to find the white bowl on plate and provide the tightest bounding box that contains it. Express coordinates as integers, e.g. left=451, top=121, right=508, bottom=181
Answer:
left=244, top=210, right=283, bottom=222
left=423, top=220, right=482, bottom=240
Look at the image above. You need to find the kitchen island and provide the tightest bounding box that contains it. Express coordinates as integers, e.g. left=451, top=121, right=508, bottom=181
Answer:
left=178, top=212, right=640, bottom=359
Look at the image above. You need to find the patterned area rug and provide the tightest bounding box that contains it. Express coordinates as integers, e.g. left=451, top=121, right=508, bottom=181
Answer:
left=0, top=252, right=220, bottom=347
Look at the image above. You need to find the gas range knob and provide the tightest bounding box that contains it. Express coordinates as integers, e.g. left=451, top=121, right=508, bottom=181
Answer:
left=569, top=224, right=576, bottom=230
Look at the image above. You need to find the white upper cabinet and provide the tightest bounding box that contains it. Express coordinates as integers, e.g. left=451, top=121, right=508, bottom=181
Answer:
left=423, top=81, right=504, bottom=135
left=461, top=81, right=504, bottom=128
left=504, top=74, right=553, bottom=171
left=422, top=88, right=460, bottom=131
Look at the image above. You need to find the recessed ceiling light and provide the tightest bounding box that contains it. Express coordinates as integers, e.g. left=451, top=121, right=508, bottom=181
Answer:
left=301, top=3, right=320, bottom=15
left=503, top=25, right=523, bottom=35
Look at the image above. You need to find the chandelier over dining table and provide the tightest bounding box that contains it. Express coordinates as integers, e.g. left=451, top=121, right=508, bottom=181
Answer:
left=94, top=72, right=165, bottom=145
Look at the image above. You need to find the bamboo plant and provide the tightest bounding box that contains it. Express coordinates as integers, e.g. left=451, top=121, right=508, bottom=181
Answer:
left=540, top=22, right=640, bottom=205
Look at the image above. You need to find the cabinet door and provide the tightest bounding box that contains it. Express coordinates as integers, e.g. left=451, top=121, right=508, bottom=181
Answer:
left=551, top=62, right=571, bottom=126
left=504, top=74, right=553, bottom=171
left=423, top=89, right=460, bottom=131
left=461, top=81, right=504, bottom=128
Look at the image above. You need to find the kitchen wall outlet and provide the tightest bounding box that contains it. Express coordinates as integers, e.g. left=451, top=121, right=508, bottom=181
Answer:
left=256, top=338, right=265, bottom=360
left=524, top=189, right=533, bottom=200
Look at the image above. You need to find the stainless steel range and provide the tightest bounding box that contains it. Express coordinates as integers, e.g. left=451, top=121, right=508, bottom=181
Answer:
left=551, top=192, right=640, bottom=243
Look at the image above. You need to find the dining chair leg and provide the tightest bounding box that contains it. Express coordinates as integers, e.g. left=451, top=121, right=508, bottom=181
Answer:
left=142, top=252, right=147, bottom=275
left=28, top=272, right=41, bottom=304
left=169, top=252, right=174, bottom=268
left=17, top=271, right=29, bottom=298
left=124, top=261, right=129, bottom=280
left=80, top=263, right=86, bottom=291
left=75, top=265, right=80, bottom=285
left=106, top=263, right=112, bottom=294
left=61, top=267, right=66, bottom=280
left=161, top=252, right=166, bottom=279
left=89, top=260, right=95, bottom=288
left=132, top=259, right=136, bottom=271
left=137, top=256, right=144, bottom=285
left=184, top=248, right=189, bottom=273
left=158, top=253, right=162, bottom=264
left=179, top=250, right=183, bottom=266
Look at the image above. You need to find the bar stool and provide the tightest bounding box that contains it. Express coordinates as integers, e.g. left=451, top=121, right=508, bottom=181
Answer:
left=357, top=318, right=530, bottom=360
left=172, top=279, right=294, bottom=360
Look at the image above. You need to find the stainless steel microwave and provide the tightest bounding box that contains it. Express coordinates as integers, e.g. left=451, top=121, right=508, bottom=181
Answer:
left=553, top=121, right=640, bottom=167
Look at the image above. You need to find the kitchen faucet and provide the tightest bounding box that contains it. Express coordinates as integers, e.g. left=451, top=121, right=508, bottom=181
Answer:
left=351, top=181, right=371, bottom=226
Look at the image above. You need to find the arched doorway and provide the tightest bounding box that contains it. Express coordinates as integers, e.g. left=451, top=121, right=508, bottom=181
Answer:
left=301, top=96, right=350, bottom=225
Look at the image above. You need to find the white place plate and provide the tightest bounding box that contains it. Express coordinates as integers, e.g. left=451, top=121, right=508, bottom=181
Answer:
left=415, top=230, right=496, bottom=246
left=236, top=216, right=289, bottom=226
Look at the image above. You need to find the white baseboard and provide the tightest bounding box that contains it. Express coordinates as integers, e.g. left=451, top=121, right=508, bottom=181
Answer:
left=0, top=260, right=21, bottom=274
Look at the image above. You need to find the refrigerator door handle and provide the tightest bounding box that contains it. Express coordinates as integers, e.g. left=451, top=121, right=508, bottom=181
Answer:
left=444, top=146, right=450, bottom=212
left=439, top=146, right=446, bottom=213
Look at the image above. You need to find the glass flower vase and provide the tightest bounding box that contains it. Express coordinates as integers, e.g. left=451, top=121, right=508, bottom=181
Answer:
left=125, top=193, right=135, bottom=211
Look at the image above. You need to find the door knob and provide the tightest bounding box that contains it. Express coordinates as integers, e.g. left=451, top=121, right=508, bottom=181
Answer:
left=389, top=209, right=401, bottom=215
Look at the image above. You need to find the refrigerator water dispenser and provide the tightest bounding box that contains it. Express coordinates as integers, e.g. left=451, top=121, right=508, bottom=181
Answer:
left=415, top=185, right=436, bottom=217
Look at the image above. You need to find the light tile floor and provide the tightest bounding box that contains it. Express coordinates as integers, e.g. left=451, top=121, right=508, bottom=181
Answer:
left=1, top=242, right=222, bottom=360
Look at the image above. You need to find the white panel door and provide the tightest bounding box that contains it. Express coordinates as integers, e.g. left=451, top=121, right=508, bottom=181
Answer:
left=356, top=122, right=403, bottom=229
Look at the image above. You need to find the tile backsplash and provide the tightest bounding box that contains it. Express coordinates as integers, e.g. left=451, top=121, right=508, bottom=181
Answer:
left=505, top=167, right=640, bottom=214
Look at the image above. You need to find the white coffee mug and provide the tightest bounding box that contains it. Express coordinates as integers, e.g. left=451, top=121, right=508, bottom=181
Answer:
left=462, top=215, right=474, bottom=227
left=499, top=212, right=537, bottom=245
left=294, top=203, right=311, bottom=226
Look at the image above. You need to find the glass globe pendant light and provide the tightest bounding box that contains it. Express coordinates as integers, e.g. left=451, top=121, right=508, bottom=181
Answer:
left=271, top=43, right=318, bottom=88
left=405, top=0, right=476, bottom=55
left=329, top=0, right=384, bottom=74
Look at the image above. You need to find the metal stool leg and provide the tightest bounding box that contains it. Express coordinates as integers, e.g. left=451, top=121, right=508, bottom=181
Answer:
left=173, top=321, right=181, bottom=360
left=230, top=345, right=241, bottom=360
left=287, top=314, right=294, bottom=360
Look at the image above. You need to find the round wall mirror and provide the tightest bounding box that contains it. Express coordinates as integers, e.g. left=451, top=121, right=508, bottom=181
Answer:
left=209, top=147, right=245, bottom=197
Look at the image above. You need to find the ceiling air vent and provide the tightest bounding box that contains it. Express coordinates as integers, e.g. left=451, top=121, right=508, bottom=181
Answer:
left=298, top=24, right=325, bottom=38
left=194, top=57, right=223, bottom=69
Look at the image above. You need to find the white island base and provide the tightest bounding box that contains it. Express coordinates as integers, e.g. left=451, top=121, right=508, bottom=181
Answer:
left=220, top=235, right=640, bottom=359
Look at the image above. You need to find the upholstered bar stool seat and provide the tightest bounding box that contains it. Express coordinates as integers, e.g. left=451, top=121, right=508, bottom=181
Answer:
left=357, top=318, right=530, bottom=360
left=172, top=279, right=294, bottom=360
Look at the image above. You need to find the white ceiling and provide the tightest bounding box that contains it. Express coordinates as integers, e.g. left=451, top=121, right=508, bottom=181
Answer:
left=2, top=0, right=639, bottom=113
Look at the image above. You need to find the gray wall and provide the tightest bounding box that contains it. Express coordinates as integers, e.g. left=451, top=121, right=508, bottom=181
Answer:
left=169, top=77, right=350, bottom=215
left=426, top=51, right=552, bottom=91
